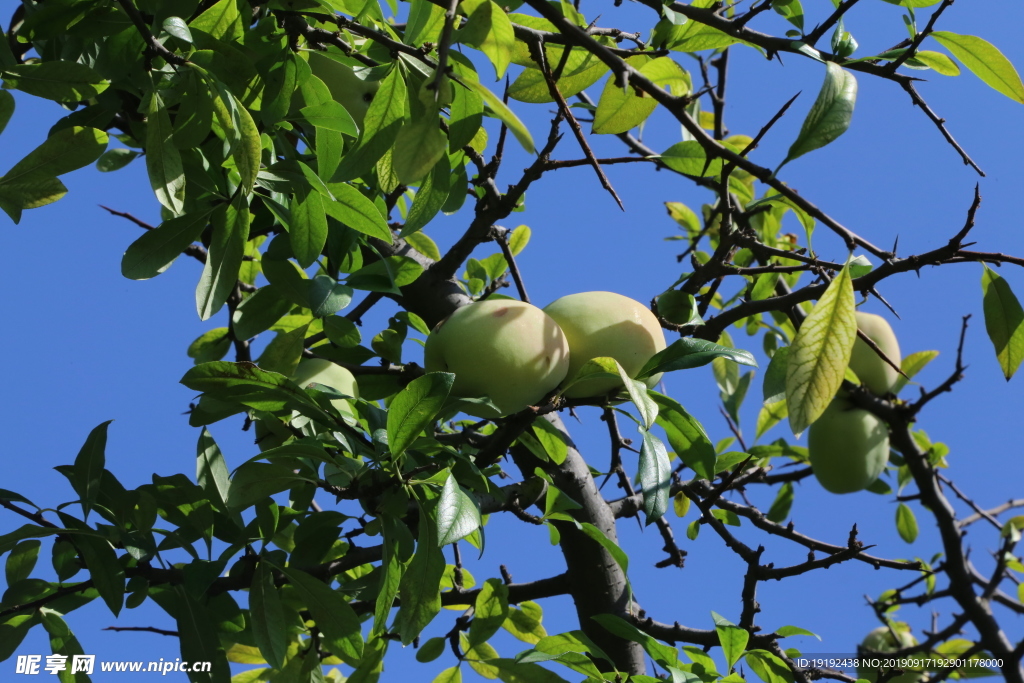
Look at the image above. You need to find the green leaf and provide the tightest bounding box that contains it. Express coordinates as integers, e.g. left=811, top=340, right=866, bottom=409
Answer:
left=912, top=50, right=960, bottom=76
left=167, top=590, right=231, bottom=681
left=307, top=275, right=353, bottom=318
left=981, top=265, right=1024, bottom=380
left=271, top=564, right=364, bottom=664
left=196, top=429, right=231, bottom=511
left=638, top=429, right=672, bottom=524
left=58, top=514, right=124, bottom=616
left=180, top=361, right=333, bottom=424
left=462, top=79, right=535, bottom=154
left=744, top=649, right=793, bottom=683
left=508, top=53, right=608, bottom=104
left=401, top=155, right=450, bottom=237
left=931, top=31, right=1024, bottom=103
left=781, top=62, right=857, bottom=168
left=301, top=100, right=358, bottom=135
left=651, top=392, right=716, bottom=480
left=396, top=491, right=445, bottom=644
left=591, top=614, right=677, bottom=669
left=406, top=0, right=447, bottom=46
left=162, top=16, right=193, bottom=42
left=468, top=579, right=510, bottom=646
left=765, top=482, right=794, bottom=523
left=387, top=372, right=454, bottom=458
left=1, top=61, right=108, bottom=102
left=226, top=461, right=310, bottom=509
left=437, top=471, right=482, bottom=546
left=417, top=637, right=447, bottom=662
left=0, top=90, right=13, bottom=135
left=72, top=421, right=111, bottom=522
left=891, top=349, right=939, bottom=394
left=333, top=65, right=407, bottom=181
left=5, top=540, right=40, bottom=586
left=762, top=346, right=789, bottom=406
left=775, top=625, right=820, bottom=639
left=97, top=148, right=140, bottom=172
left=771, top=0, right=804, bottom=30
left=197, top=196, right=250, bottom=320
left=786, top=263, right=856, bottom=434
left=896, top=503, right=919, bottom=543
left=712, top=612, right=749, bottom=671
left=578, top=523, right=629, bottom=575
left=290, top=189, right=329, bottom=268
left=432, top=667, right=462, bottom=683
left=121, top=207, right=215, bottom=280
left=392, top=115, right=449, bottom=185
left=638, top=338, right=758, bottom=379
left=457, top=0, right=515, bottom=79
left=249, top=563, right=289, bottom=670
left=146, top=90, right=185, bottom=215
left=593, top=56, right=689, bottom=134
left=0, top=125, right=108, bottom=186
left=325, top=183, right=393, bottom=243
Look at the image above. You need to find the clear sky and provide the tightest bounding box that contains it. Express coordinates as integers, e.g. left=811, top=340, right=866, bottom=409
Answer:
left=2, top=0, right=1023, bottom=680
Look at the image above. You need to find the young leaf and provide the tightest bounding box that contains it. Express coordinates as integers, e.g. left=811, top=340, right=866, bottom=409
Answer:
left=457, top=0, right=515, bottom=79
left=781, top=62, right=857, bottom=168
left=981, top=265, right=1024, bottom=380
left=638, top=429, right=672, bottom=524
left=711, top=612, right=749, bottom=672
left=462, top=79, right=535, bottom=154
left=896, top=503, right=919, bottom=543
left=468, top=579, right=510, bottom=646
left=387, top=372, right=454, bottom=458
left=437, top=472, right=482, bottom=546
left=931, top=31, right=1024, bottom=104
left=891, top=349, right=939, bottom=394
left=786, top=263, right=856, bottom=434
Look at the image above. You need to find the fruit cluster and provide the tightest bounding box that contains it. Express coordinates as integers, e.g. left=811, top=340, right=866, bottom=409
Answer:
left=424, top=292, right=666, bottom=418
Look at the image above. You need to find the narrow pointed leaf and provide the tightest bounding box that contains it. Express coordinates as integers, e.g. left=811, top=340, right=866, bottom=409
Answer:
left=981, top=265, right=1024, bottom=380
left=782, top=62, right=857, bottom=167
left=197, top=196, right=250, bottom=320
left=786, top=263, right=856, bottom=434
left=121, top=207, right=215, bottom=280
left=146, top=90, right=185, bottom=214
left=638, top=429, right=672, bottom=524
left=638, top=338, right=757, bottom=379
left=931, top=31, right=1024, bottom=103
left=249, top=562, right=289, bottom=670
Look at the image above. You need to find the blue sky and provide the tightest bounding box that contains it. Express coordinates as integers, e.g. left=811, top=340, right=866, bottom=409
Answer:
left=2, top=0, right=1023, bottom=680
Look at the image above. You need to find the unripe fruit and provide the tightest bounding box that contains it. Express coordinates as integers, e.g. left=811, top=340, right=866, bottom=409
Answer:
left=424, top=300, right=570, bottom=418
left=858, top=626, right=924, bottom=683
left=291, top=358, right=360, bottom=421
left=308, top=52, right=380, bottom=129
left=850, top=311, right=901, bottom=395
left=808, top=398, right=888, bottom=494
left=543, top=292, right=667, bottom=399
left=256, top=359, right=360, bottom=451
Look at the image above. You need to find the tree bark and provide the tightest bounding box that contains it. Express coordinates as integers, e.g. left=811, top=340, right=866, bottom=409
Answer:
left=512, top=413, right=647, bottom=675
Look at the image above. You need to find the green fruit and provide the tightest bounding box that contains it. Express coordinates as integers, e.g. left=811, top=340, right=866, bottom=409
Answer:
left=858, top=626, right=925, bottom=683
left=308, top=52, right=380, bottom=129
left=808, top=398, right=888, bottom=494
left=424, top=300, right=570, bottom=418
left=543, top=291, right=667, bottom=399
left=256, top=359, right=360, bottom=451
left=850, top=311, right=901, bottom=395
left=292, top=358, right=360, bottom=421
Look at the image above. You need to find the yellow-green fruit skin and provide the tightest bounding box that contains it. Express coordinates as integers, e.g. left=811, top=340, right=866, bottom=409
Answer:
left=850, top=311, right=901, bottom=395
left=543, top=292, right=667, bottom=399
left=308, top=52, right=379, bottom=129
left=857, top=627, right=923, bottom=683
left=424, top=300, right=570, bottom=418
left=808, top=398, right=888, bottom=494
left=291, top=358, right=360, bottom=420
